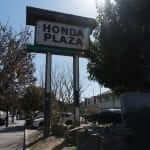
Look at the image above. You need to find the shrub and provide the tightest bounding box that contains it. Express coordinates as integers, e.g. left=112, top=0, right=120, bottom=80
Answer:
left=52, top=125, right=67, bottom=137
left=124, top=107, right=150, bottom=149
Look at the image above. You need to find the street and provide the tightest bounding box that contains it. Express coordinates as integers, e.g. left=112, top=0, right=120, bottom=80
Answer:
left=0, top=120, right=25, bottom=150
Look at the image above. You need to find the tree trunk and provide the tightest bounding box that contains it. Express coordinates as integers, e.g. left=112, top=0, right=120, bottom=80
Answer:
left=11, top=113, right=14, bottom=123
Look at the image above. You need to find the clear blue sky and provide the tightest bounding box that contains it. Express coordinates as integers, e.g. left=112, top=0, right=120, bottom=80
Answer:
left=0, top=0, right=109, bottom=99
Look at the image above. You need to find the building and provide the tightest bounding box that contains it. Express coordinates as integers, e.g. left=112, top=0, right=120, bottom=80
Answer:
left=82, top=91, right=120, bottom=113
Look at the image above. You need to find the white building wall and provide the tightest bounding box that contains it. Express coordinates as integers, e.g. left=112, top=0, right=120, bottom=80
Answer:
left=84, top=92, right=121, bottom=111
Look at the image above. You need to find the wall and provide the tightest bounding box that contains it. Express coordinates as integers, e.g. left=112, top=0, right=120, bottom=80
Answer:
left=83, top=92, right=121, bottom=112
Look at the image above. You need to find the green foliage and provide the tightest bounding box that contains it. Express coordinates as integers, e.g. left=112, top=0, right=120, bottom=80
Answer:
left=20, top=86, right=44, bottom=118
left=0, top=22, right=35, bottom=112
left=21, top=84, right=64, bottom=125
left=125, top=107, right=150, bottom=131
left=88, top=0, right=150, bottom=93
left=125, top=107, right=150, bottom=149
left=52, top=125, right=67, bottom=137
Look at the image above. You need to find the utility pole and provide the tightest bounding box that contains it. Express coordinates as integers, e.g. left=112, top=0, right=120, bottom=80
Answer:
left=73, top=55, right=80, bottom=126
left=44, top=52, right=52, bottom=138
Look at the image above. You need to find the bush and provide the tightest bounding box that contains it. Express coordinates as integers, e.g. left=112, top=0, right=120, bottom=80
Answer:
left=52, top=125, right=67, bottom=137
left=125, top=107, right=150, bottom=130
left=124, top=107, right=150, bottom=149
left=65, top=120, right=72, bottom=125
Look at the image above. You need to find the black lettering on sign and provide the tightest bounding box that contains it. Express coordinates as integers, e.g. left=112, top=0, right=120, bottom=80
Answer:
left=70, top=28, right=76, bottom=36
left=44, top=33, right=51, bottom=41
left=43, top=24, right=51, bottom=32
left=76, top=38, right=83, bottom=46
left=60, top=36, right=67, bottom=44
left=53, top=35, right=60, bottom=43
left=52, top=26, right=59, bottom=33
left=78, top=30, right=84, bottom=37
left=61, top=27, right=68, bottom=35
left=69, top=37, right=75, bottom=45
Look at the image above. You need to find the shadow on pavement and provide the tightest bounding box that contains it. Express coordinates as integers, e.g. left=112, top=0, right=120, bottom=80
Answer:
left=0, top=125, right=24, bottom=133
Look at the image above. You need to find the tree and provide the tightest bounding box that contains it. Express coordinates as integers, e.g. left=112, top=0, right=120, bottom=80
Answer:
left=52, top=67, right=74, bottom=105
left=88, top=0, right=150, bottom=94
left=0, top=23, right=35, bottom=126
left=20, top=86, right=44, bottom=118
left=39, top=65, right=85, bottom=112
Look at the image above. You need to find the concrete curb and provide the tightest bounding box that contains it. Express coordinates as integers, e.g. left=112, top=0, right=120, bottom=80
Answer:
left=25, top=129, right=43, bottom=150
left=25, top=129, right=30, bottom=150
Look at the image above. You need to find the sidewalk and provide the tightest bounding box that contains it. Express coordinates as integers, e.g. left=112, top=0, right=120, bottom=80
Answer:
left=26, top=129, right=64, bottom=150
left=0, top=120, right=25, bottom=150
left=26, top=129, right=42, bottom=150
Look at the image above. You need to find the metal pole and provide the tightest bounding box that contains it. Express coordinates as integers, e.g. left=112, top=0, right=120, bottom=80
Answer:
left=44, top=52, right=52, bottom=138
left=99, top=85, right=102, bottom=112
left=73, top=55, right=80, bottom=126
left=23, top=122, right=26, bottom=150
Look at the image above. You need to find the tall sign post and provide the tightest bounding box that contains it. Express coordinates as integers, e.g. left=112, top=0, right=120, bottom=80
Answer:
left=73, top=56, right=80, bottom=125
left=44, top=53, right=52, bottom=137
left=26, top=6, right=96, bottom=137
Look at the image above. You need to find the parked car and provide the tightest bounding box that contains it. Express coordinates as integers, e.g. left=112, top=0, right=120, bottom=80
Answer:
left=87, top=108, right=122, bottom=125
left=32, top=112, right=74, bottom=128
left=0, top=118, right=5, bottom=126
left=32, top=114, right=44, bottom=128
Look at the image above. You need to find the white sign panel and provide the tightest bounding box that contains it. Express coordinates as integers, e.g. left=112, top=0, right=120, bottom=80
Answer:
left=36, top=21, right=90, bottom=50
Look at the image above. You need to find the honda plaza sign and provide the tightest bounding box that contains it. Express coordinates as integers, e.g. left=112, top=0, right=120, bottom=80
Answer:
left=36, top=21, right=90, bottom=50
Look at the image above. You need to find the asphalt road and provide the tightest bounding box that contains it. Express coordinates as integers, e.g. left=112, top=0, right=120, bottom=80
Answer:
left=0, top=120, right=25, bottom=150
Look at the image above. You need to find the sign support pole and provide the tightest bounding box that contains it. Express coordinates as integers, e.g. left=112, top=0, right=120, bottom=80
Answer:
left=44, top=52, right=52, bottom=138
left=73, top=55, right=80, bottom=126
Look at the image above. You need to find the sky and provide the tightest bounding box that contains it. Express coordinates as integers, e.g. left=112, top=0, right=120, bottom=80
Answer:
left=0, top=0, right=109, bottom=99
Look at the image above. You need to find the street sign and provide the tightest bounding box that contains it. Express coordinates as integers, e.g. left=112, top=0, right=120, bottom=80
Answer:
left=26, top=6, right=96, bottom=136
left=26, top=6, right=96, bottom=55
left=36, top=21, right=90, bottom=50
left=26, top=44, right=88, bottom=57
